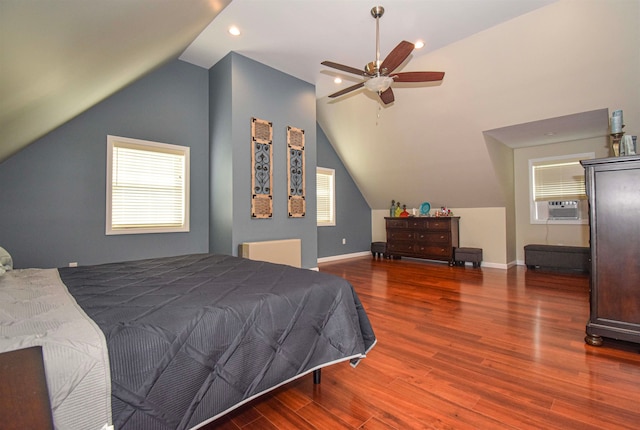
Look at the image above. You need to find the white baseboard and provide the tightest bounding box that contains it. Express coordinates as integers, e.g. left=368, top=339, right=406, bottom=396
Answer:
left=317, top=252, right=521, bottom=270
left=317, top=251, right=370, bottom=264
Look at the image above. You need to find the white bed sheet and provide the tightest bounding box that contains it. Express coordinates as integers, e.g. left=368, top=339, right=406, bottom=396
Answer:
left=0, top=268, right=112, bottom=430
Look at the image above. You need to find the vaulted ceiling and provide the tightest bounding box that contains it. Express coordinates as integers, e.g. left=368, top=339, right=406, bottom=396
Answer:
left=0, top=0, right=231, bottom=162
left=2, top=0, right=619, bottom=211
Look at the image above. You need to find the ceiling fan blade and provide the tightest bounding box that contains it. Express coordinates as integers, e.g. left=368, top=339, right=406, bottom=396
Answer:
left=393, top=71, right=445, bottom=82
left=321, top=61, right=365, bottom=76
left=327, top=82, right=365, bottom=98
left=380, top=40, right=415, bottom=74
left=379, top=87, right=394, bottom=105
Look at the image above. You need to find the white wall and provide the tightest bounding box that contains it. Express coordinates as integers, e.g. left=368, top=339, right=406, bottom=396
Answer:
left=321, top=0, right=639, bottom=213
left=513, top=136, right=610, bottom=263
left=372, top=207, right=509, bottom=267
left=366, top=0, right=640, bottom=270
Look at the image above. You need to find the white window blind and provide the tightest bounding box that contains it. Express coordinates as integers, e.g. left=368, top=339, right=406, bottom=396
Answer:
left=532, top=158, right=586, bottom=201
left=107, top=136, right=189, bottom=234
left=316, top=167, right=335, bottom=226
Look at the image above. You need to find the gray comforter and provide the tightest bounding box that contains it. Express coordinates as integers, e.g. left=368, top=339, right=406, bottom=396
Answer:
left=59, top=253, right=376, bottom=430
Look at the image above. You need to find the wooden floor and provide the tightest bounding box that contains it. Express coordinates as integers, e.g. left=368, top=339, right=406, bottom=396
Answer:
left=208, top=257, right=640, bottom=429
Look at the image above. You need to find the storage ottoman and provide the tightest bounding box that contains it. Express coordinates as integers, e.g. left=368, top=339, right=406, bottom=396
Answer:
left=524, top=244, right=590, bottom=272
left=455, top=247, right=483, bottom=268
left=371, top=242, right=387, bottom=259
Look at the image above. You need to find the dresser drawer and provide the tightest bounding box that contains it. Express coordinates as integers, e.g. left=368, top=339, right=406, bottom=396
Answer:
left=426, top=219, right=451, bottom=231
left=407, top=218, right=429, bottom=229
left=386, top=219, right=408, bottom=228
left=416, top=231, right=450, bottom=244
left=386, top=241, right=415, bottom=254
left=415, top=245, right=451, bottom=258
left=387, top=230, right=414, bottom=241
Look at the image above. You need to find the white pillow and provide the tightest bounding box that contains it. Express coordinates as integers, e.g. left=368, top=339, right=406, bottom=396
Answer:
left=0, top=246, right=13, bottom=275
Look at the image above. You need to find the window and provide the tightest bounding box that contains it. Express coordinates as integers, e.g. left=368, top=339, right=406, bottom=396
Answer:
left=316, top=167, right=335, bottom=226
left=106, top=135, right=190, bottom=235
left=529, top=152, right=593, bottom=224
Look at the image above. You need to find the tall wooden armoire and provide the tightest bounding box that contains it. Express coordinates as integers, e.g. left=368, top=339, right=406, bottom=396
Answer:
left=582, top=155, right=640, bottom=346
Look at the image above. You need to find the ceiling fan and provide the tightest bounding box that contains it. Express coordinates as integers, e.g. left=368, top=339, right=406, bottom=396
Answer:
left=321, top=6, right=445, bottom=105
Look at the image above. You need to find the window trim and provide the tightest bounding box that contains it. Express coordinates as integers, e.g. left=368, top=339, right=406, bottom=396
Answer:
left=528, top=152, right=593, bottom=225
left=106, top=135, right=190, bottom=235
left=316, top=167, right=336, bottom=227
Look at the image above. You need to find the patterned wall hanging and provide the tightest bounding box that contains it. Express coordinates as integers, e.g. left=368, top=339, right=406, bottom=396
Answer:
left=287, top=126, right=305, bottom=217
left=251, top=117, right=273, bottom=218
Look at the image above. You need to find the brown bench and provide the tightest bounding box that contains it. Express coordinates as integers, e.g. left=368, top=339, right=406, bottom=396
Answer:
left=454, top=247, right=483, bottom=268
left=371, top=242, right=388, bottom=259
left=524, top=244, right=590, bottom=272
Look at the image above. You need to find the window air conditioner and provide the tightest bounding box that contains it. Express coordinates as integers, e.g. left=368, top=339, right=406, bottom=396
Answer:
left=548, top=200, right=579, bottom=220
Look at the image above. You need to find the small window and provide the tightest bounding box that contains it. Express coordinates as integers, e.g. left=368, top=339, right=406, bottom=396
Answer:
left=106, top=135, right=190, bottom=235
left=316, top=167, right=335, bottom=226
left=529, top=153, right=593, bottom=224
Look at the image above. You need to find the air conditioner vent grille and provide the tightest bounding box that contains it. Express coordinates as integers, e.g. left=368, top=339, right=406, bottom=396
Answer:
left=548, top=200, right=579, bottom=220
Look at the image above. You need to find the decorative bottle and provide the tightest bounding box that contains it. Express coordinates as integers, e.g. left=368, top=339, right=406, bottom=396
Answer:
left=390, top=200, right=396, bottom=217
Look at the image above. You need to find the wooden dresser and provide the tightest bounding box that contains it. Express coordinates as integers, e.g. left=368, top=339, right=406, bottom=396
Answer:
left=385, top=216, right=460, bottom=264
left=582, top=156, right=640, bottom=346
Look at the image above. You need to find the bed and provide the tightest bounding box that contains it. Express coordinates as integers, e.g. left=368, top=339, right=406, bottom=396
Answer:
left=0, top=251, right=376, bottom=430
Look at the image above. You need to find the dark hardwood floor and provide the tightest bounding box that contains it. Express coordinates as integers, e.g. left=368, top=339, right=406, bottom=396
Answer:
left=207, top=257, right=640, bottom=429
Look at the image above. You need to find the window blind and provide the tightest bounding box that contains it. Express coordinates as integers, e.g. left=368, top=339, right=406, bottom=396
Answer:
left=316, top=168, right=335, bottom=226
left=107, top=136, right=189, bottom=234
left=532, top=159, right=586, bottom=201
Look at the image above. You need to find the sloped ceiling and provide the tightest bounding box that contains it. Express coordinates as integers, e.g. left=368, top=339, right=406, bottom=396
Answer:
left=0, top=0, right=231, bottom=162
left=182, top=0, right=616, bottom=210
left=2, top=0, right=618, bottom=212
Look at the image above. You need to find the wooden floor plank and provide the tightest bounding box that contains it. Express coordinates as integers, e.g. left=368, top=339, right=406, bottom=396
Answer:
left=202, top=258, right=640, bottom=429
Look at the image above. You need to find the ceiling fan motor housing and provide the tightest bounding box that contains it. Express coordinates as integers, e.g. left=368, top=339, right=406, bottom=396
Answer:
left=365, top=61, right=388, bottom=76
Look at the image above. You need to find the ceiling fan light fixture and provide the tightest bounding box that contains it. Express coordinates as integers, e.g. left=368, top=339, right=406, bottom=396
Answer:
left=364, top=75, right=394, bottom=93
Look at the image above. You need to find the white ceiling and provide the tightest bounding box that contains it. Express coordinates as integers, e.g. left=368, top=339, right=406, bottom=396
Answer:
left=0, top=0, right=231, bottom=162
left=180, top=0, right=557, bottom=100
left=1, top=0, right=612, bottom=211
left=178, top=0, right=612, bottom=210
left=485, top=108, right=609, bottom=149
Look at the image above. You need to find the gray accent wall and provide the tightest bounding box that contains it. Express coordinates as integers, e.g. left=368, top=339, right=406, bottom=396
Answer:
left=0, top=54, right=368, bottom=270
left=317, top=124, right=372, bottom=258
left=209, top=54, right=234, bottom=256
left=0, top=60, right=210, bottom=268
left=209, top=53, right=318, bottom=268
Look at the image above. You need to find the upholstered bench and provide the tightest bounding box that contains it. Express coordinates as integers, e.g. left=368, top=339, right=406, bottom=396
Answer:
left=524, top=244, right=590, bottom=272
left=454, top=247, right=483, bottom=268
left=371, top=242, right=387, bottom=259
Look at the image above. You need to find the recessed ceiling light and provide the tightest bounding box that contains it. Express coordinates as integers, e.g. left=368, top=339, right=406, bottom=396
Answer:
left=334, top=77, right=342, bottom=84
left=545, top=132, right=556, bottom=136
left=414, top=40, right=425, bottom=49
left=228, top=26, right=241, bottom=36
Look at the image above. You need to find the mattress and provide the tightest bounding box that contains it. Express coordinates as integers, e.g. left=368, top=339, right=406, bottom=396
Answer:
left=58, top=253, right=376, bottom=430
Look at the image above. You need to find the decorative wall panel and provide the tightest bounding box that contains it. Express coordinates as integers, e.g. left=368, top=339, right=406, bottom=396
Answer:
left=287, top=126, right=305, bottom=217
left=251, top=118, right=273, bottom=218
